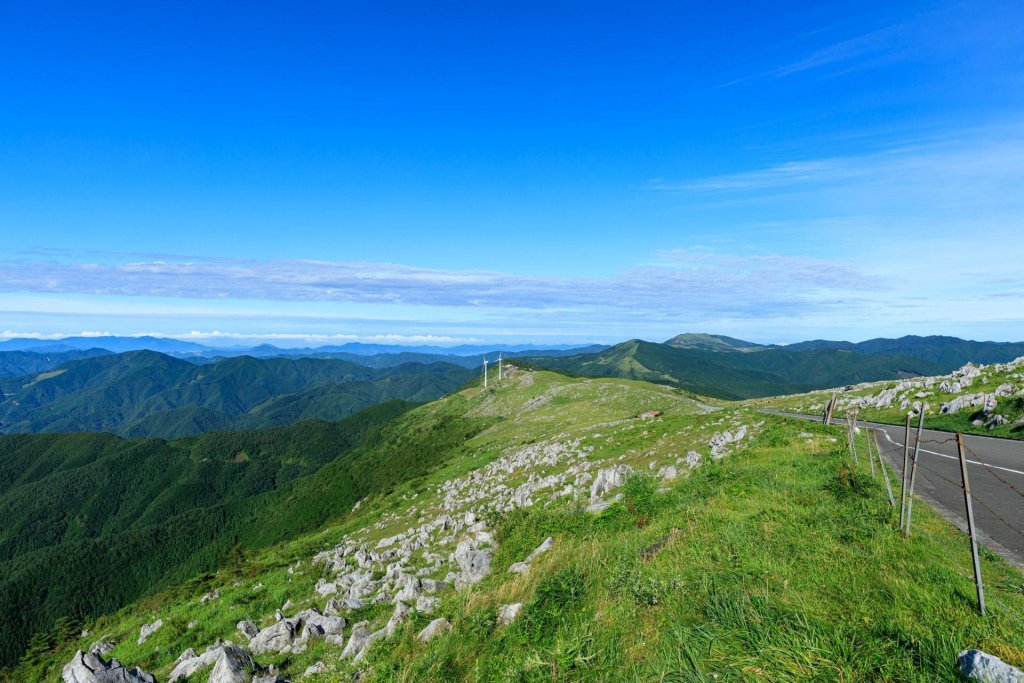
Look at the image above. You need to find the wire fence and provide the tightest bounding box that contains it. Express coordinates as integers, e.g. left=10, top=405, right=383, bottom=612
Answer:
left=832, top=410, right=1024, bottom=618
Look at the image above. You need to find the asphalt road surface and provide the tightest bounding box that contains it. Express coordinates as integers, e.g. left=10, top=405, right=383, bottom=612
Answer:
left=767, top=411, right=1024, bottom=567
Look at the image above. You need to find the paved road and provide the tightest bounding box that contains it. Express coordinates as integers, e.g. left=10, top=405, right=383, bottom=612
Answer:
left=766, top=411, right=1024, bottom=567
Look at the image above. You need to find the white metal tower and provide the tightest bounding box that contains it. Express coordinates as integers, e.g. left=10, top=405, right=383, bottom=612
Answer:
left=483, top=357, right=489, bottom=388
left=498, top=352, right=503, bottom=381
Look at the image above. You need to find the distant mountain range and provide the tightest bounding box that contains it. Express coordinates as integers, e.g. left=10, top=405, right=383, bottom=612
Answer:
left=534, top=334, right=1024, bottom=400
left=1, top=333, right=1021, bottom=434
left=0, top=351, right=473, bottom=439
left=0, top=335, right=606, bottom=359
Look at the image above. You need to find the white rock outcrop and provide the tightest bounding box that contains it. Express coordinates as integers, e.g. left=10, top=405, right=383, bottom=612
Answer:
left=62, top=651, right=155, bottom=683
left=137, top=619, right=163, bottom=646
left=958, top=649, right=1024, bottom=682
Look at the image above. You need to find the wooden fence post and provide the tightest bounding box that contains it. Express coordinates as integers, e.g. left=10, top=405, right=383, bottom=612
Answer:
left=957, top=433, right=986, bottom=615
left=899, top=413, right=911, bottom=528
left=849, top=411, right=860, bottom=466
left=873, top=429, right=896, bottom=507
left=865, top=421, right=876, bottom=478
left=904, top=409, right=926, bottom=538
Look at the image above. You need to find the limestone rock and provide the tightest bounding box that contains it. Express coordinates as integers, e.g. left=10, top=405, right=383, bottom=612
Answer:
left=958, top=649, right=1024, bottom=682
left=249, top=617, right=301, bottom=655
left=62, top=650, right=155, bottom=683
left=137, top=619, right=162, bottom=646
left=498, top=603, right=523, bottom=626
left=207, top=645, right=258, bottom=683
left=509, top=537, right=554, bottom=574
left=453, top=540, right=492, bottom=587
left=303, top=661, right=327, bottom=676
left=590, top=465, right=632, bottom=500
left=236, top=620, right=258, bottom=641
left=341, top=622, right=371, bottom=659
left=417, top=618, right=452, bottom=642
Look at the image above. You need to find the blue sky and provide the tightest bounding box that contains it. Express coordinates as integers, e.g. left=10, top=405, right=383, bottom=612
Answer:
left=2, top=1, right=1023, bottom=346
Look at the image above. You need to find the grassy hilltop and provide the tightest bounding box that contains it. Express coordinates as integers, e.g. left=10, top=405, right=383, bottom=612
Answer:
left=8, top=367, right=1024, bottom=682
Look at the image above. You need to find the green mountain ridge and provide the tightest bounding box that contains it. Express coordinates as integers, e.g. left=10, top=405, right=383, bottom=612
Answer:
left=0, top=351, right=474, bottom=439
left=535, top=339, right=943, bottom=399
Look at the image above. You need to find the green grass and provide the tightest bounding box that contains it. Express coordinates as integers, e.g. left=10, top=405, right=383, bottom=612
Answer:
left=359, top=423, right=1024, bottom=682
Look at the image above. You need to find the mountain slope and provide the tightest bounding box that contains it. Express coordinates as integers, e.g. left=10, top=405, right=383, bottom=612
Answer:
left=663, top=332, right=763, bottom=352
left=778, top=334, right=1024, bottom=369
left=535, top=339, right=941, bottom=399
left=0, top=399, right=494, bottom=667
left=0, top=352, right=474, bottom=438
left=7, top=369, right=1023, bottom=682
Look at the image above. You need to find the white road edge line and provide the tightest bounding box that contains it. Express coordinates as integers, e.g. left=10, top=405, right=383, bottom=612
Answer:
left=878, top=428, right=1024, bottom=477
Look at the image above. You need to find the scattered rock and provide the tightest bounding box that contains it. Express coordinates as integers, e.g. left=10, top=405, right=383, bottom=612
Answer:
left=958, top=649, right=1024, bottom=682
left=200, top=589, right=221, bottom=604
left=236, top=620, right=258, bottom=641
left=590, top=465, right=632, bottom=500
left=62, top=650, right=155, bottom=683
left=417, top=618, right=452, bottom=642
left=88, top=641, right=115, bottom=656
left=497, top=603, right=523, bottom=626
left=453, top=540, right=492, bottom=587
left=509, top=537, right=554, bottom=574
left=303, top=661, right=327, bottom=676
left=137, top=619, right=163, bottom=646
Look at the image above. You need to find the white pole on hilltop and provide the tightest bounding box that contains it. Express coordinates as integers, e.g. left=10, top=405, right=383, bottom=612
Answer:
left=498, top=352, right=503, bottom=381
left=483, top=357, right=488, bottom=389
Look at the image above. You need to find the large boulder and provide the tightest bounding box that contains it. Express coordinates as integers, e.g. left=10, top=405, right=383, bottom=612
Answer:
left=958, top=649, right=1024, bottom=682
left=249, top=617, right=302, bottom=655
left=208, top=645, right=258, bottom=683
left=62, top=650, right=155, bottom=683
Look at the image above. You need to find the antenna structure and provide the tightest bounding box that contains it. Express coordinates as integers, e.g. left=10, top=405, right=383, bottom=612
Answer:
left=497, top=352, right=503, bottom=381
left=482, top=356, right=489, bottom=389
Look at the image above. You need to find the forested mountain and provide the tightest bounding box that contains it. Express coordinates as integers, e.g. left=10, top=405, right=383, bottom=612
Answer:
left=775, top=334, right=1024, bottom=368
left=0, top=399, right=496, bottom=667
left=0, top=351, right=473, bottom=438
left=0, top=349, right=112, bottom=378
left=534, top=339, right=943, bottom=399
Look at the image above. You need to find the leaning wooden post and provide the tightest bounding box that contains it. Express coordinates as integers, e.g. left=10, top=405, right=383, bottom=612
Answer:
left=865, top=421, right=876, bottom=478
left=957, top=433, right=986, bottom=615
left=899, top=413, right=912, bottom=527
left=904, top=409, right=926, bottom=538
left=873, top=429, right=896, bottom=507
left=847, top=410, right=859, bottom=466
